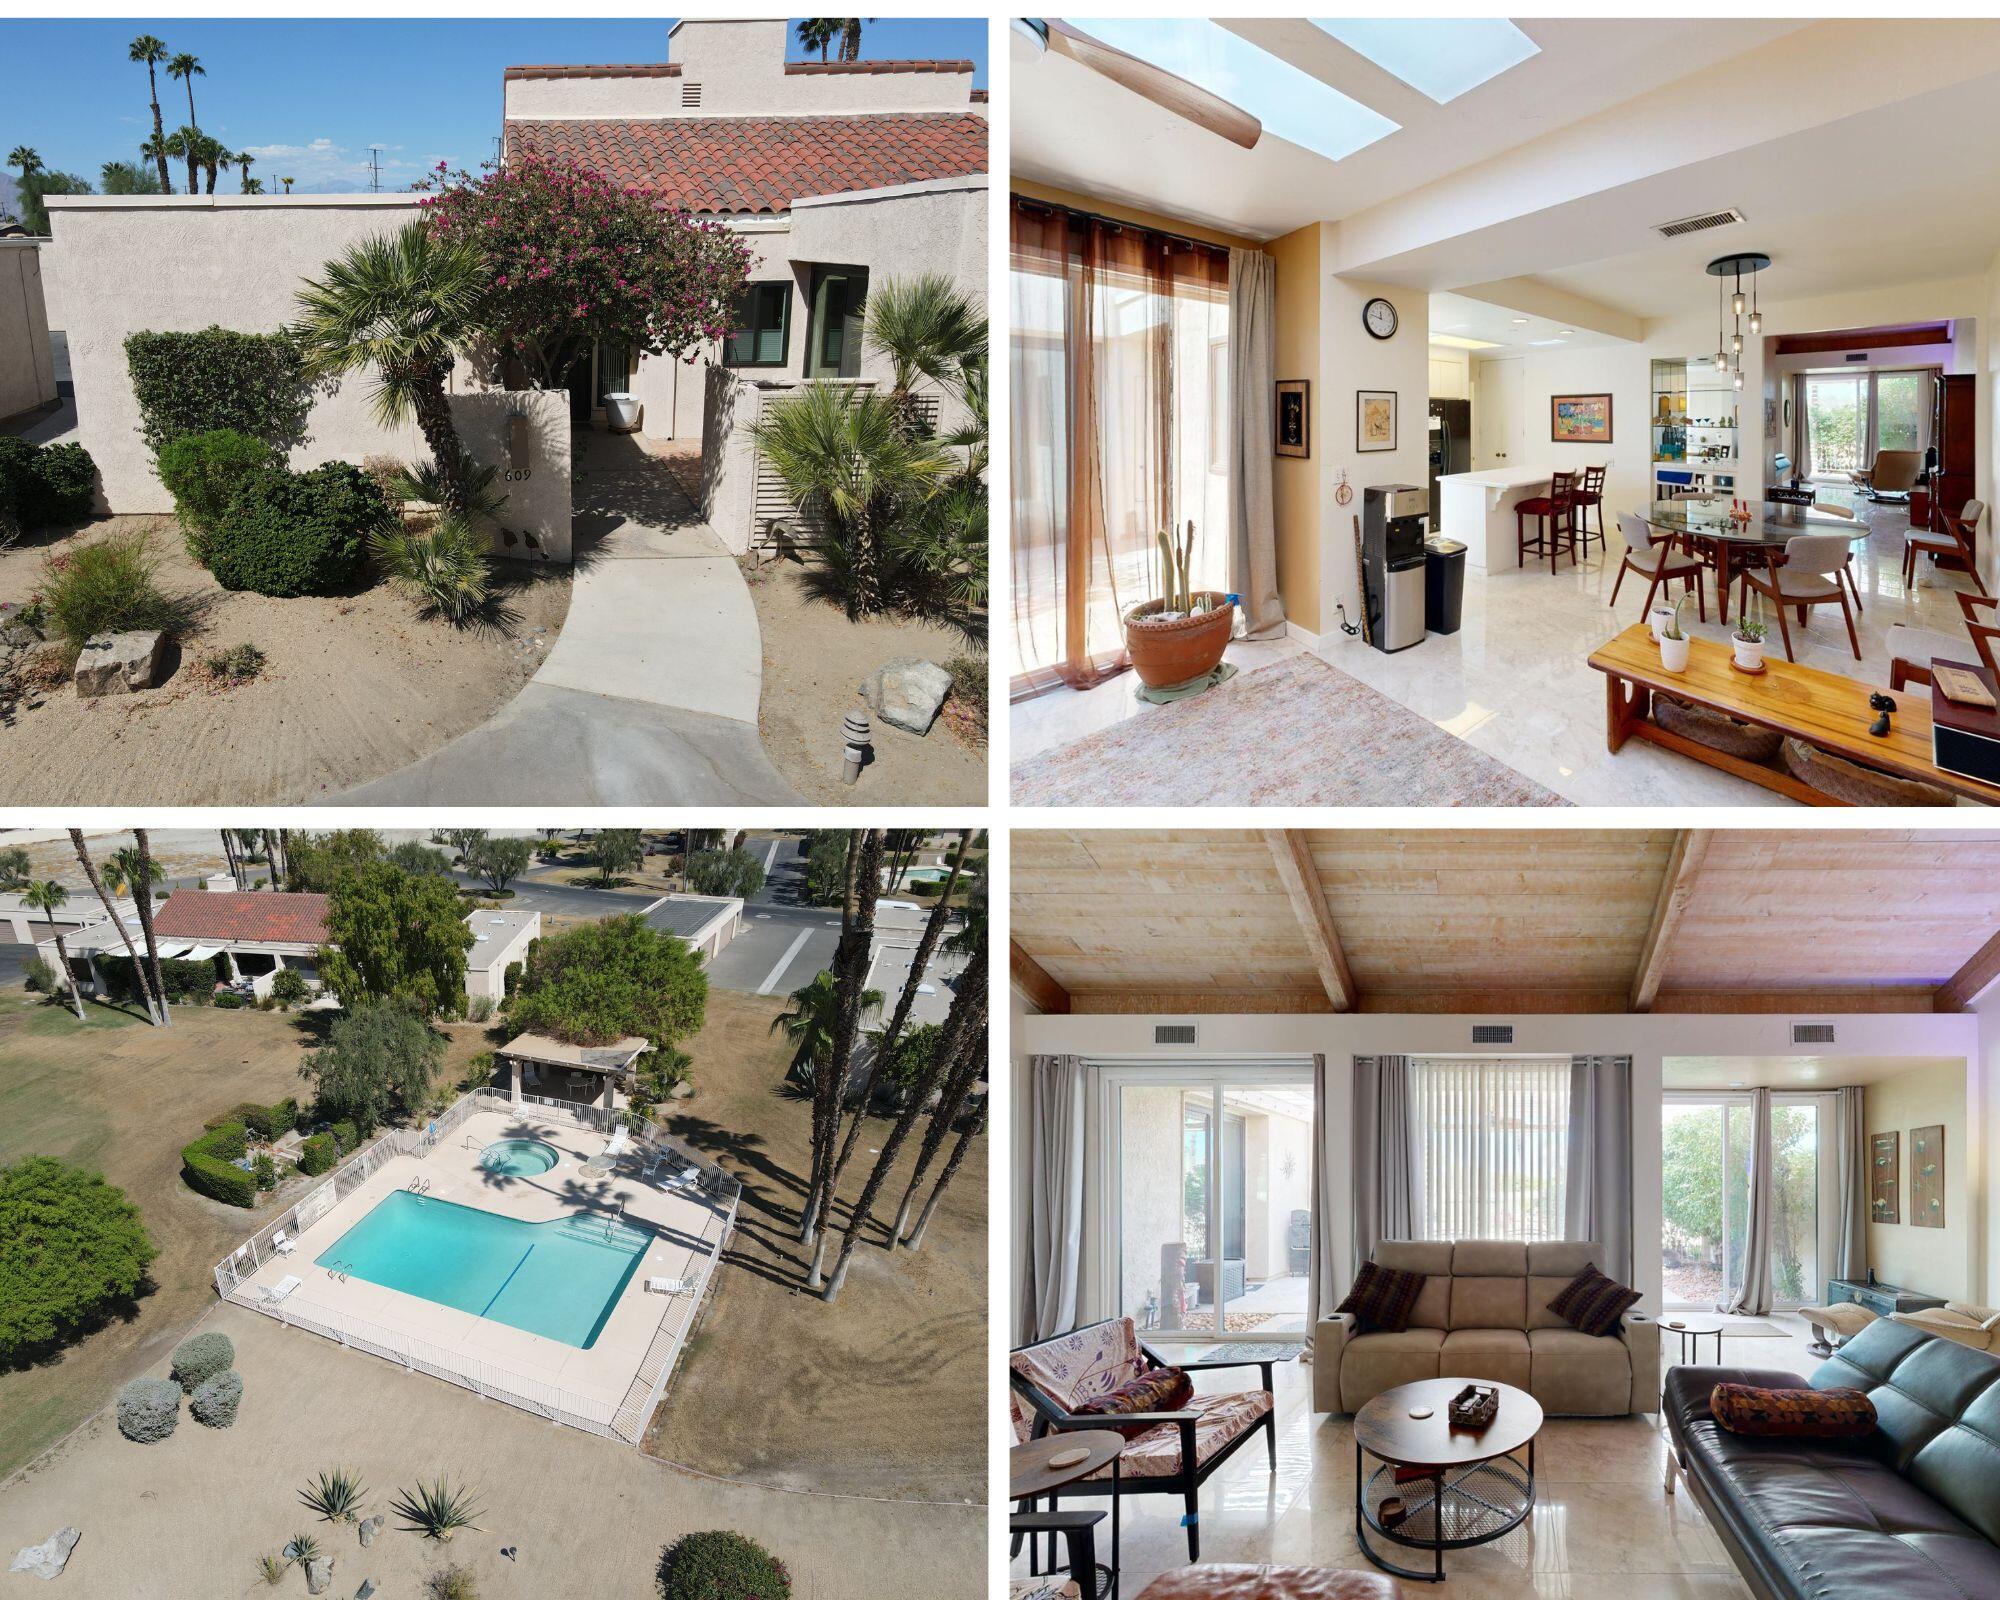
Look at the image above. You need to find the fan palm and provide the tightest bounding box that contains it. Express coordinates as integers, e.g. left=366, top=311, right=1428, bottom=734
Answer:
left=795, top=19, right=838, bottom=62
left=162, top=126, right=198, bottom=196
left=8, top=146, right=42, bottom=183
left=235, top=149, right=256, bottom=193
left=129, top=36, right=173, bottom=192
left=292, top=222, right=490, bottom=514
left=102, top=845, right=164, bottom=900
left=22, top=881, right=86, bottom=1022
left=167, top=52, right=204, bottom=180
left=838, top=18, right=869, bottom=60
left=200, top=136, right=230, bottom=195
left=863, top=272, right=986, bottom=408
left=772, top=970, right=882, bottom=1081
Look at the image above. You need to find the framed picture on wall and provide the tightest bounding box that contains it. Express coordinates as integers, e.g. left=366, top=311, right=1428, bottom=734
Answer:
left=1357, top=389, right=1396, bottom=453
left=1870, top=1131, right=1899, bottom=1223
left=1911, top=1124, right=1944, bottom=1228
left=1276, top=380, right=1309, bottom=458
left=1551, top=393, right=1613, bottom=444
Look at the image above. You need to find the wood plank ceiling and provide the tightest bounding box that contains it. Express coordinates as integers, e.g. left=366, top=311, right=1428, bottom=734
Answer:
left=1011, top=829, right=2000, bottom=1016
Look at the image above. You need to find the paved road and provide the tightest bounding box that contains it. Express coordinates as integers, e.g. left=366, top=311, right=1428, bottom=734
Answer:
left=449, top=867, right=654, bottom=922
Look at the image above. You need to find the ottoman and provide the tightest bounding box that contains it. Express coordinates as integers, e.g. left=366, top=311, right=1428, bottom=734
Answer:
left=1799, top=1301, right=1876, bottom=1356
left=1138, top=1568, right=1402, bottom=1599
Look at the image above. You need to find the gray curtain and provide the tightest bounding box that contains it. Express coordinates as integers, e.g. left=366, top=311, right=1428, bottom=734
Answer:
left=1352, top=1055, right=1417, bottom=1269
left=1833, top=1086, right=1867, bottom=1283
left=1306, top=1053, right=1340, bottom=1355
left=1730, top=1087, right=1775, bottom=1315
left=1227, top=246, right=1284, bottom=638
left=1564, top=1055, right=1634, bottom=1287
left=1025, top=1055, right=1086, bottom=1340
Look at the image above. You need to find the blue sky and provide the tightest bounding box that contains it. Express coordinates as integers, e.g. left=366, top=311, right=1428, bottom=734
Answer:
left=1, top=18, right=987, bottom=209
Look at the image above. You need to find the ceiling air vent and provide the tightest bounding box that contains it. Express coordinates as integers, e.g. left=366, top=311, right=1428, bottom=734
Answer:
left=1154, top=1023, right=1198, bottom=1046
left=1845, top=352, right=1868, bottom=362
left=1472, top=1024, right=1514, bottom=1045
left=681, top=81, right=703, bottom=108
left=1653, top=207, right=1745, bottom=239
left=1791, top=1022, right=1837, bottom=1045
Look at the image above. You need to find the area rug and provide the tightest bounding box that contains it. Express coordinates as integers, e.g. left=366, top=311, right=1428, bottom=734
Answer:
left=1012, top=653, right=1569, bottom=807
left=1204, top=1342, right=1308, bottom=1364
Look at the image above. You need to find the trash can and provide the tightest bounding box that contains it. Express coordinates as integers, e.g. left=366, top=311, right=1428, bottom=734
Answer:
left=1424, top=537, right=1467, bottom=635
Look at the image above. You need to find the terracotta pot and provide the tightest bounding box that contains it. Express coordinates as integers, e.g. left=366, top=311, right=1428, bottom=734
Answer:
left=1124, top=592, right=1236, bottom=688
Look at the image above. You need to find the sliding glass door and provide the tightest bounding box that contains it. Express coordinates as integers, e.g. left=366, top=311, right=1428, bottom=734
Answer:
left=1108, top=1067, right=1314, bottom=1340
left=1662, top=1093, right=1829, bottom=1311
left=1802, top=368, right=1936, bottom=479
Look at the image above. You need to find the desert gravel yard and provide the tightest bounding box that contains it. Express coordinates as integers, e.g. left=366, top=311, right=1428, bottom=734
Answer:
left=0, top=517, right=569, bottom=804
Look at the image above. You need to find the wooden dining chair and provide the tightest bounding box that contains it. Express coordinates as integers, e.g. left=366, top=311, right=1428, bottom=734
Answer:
left=1572, top=466, right=1608, bottom=557
left=1807, top=498, right=1867, bottom=614
left=1738, top=532, right=1861, bottom=662
left=1610, top=511, right=1705, bottom=622
left=1904, top=499, right=1989, bottom=597
left=1887, top=590, right=2000, bottom=691
left=1516, top=470, right=1578, bottom=573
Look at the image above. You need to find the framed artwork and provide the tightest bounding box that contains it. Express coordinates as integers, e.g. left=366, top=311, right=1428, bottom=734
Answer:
left=1869, top=1131, right=1898, bottom=1223
left=1275, top=380, right=1310, bottom=459
left=1357, top=389, right=1396, bottom=453
left=1551, top=393, right=1613, bottom=444
left=1911, top=1124, right=1945, bottom=1228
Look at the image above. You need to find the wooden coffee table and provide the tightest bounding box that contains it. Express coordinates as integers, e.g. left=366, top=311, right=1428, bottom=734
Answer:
left=1012, top=1430, right=1124, bottom=1600
left=1354, top=1379, right=1542, bottom=1584
left=1588, top=623, right=2000, bottom=805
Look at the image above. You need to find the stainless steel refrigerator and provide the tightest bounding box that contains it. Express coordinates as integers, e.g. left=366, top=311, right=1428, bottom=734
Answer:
left=1428, top=398, right=1470, bottom=522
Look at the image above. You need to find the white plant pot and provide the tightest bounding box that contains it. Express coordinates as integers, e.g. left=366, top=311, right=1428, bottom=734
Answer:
left=1648, top=603, right=1676, bottom=643
left=1659, top=633, right=1692, bottom=673
left=603, top=392, right=641, bottom=433
left=1732, top=636, right=1765, bottom=671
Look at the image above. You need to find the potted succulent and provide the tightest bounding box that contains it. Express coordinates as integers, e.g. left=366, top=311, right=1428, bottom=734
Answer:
left=1731, top=610, right=1768, bottom=672
left=1658, top=594, right=1692, bottom=673
left=1123, top=519, right=1236, bottom=689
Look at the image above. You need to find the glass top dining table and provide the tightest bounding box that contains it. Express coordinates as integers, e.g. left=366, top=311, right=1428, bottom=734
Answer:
left=1638, top=496, right=1861, bottom=548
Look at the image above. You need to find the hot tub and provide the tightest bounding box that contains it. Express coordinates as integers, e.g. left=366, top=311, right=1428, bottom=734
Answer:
left=477, top=1138, right=560, bottom=1177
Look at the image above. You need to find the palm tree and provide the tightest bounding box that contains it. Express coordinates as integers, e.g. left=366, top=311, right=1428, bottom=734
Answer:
left=7, top=146, right=41, bottom=219
left=167, top=52, right=204, bottom=193
left=293, top=222, right=490, bottom=514
left=235, top=149, right=256, bottom=193
left=199, top=136, right=230, bottom=195
left=162, top=126, right=198, bottom=196
left=22, top=881, right=86, bottom=1022
left=71, top=831, right=161, bottom=1025
left=242, top=176, right=264, bottom=195
left=773, top=970, right=882, bottom=1084
left=138, top=132, right=170, bottom=192
left=795, top=19, right=838, bottom=62
left=129, top=831, right=171, bottom=1029
left=750, top=385, right=951, bottom=619
left=865, top=272, right=986, bottom=417
left=104, top=845, right=165, bottom=902
left=838, top=18, right=869, bottom=61
left=129, top=36, right=173, bottom=192
left=902, top=1082, right=984, bottom=1251
left=280, top=176, right=294, bottom=194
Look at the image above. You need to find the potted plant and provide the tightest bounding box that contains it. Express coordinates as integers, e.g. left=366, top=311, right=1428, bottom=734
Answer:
left=1731, top=609, right=1767, bottom=672
left=1123, top=520, right=1236, bottom=689
left=1658, top=594, right=1692, bottom=673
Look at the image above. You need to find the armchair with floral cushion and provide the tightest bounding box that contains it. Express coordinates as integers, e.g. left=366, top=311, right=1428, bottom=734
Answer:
left=1010, top=1316, right=1278, bottom=1563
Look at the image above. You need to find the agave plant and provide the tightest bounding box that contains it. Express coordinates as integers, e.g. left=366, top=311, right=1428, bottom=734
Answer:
left=393, top=1477, right=483, bottom=1543
left=368, top=515, right=492, bottom=625
left=282, top=1532, right=323, bottom=1565
left=299, top=1467, right=368, bottom=1523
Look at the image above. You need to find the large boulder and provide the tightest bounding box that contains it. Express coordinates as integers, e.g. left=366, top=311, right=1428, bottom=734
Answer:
left=9, top=1528, right=80, bottom=1581
left=73, top=631, right=166, bottom=698
left=860, top=657, right=952, bottom=735
left=305, top=1555, right=333, bottom=1595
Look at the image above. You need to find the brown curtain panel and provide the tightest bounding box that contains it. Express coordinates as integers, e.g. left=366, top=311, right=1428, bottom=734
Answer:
left=1010, top=198, right=1229, bottom=697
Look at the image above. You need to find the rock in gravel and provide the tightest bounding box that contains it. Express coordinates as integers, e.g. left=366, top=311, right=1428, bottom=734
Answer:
left=10, top=1528, right=80, bottom=1580
left=73, top=631, right=166, bottom=697
left=304, top=1555, right=333, bottom=1595
left=357, top=1516, right=384, bottom=1548
left=356, top=1583, right=376, bottom=1600
left=860, top=657, right=952, bottom=735
left=0, top=601, right=43, bottom=648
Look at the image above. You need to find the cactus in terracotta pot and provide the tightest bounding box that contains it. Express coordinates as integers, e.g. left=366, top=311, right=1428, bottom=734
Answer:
left=1154, top=520, right=1197, bottom=614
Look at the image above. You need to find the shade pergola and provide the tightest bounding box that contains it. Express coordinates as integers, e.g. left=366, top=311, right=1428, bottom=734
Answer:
left=494, top=1032, right=651, bottom=1112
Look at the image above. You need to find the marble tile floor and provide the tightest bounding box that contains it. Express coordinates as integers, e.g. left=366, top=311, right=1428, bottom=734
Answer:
left=1011, top=493, right=1992, bottom=807
left=1012, top=1315, right=1823, bottom=1598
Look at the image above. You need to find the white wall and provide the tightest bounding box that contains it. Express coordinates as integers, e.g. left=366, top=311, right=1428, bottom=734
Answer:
left=0, top=238, right=56, bottom=422
left=1476, top=343, right=1649, bottom=538
left=1865, top=1060, right=1972, bottom=1302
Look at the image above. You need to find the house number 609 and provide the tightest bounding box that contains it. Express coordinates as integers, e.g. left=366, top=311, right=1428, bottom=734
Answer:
left=504, top=469, right=534, bottom=482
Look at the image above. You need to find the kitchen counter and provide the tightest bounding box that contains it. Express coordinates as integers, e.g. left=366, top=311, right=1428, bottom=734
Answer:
left=1436, top=468, right=1553, bottom=571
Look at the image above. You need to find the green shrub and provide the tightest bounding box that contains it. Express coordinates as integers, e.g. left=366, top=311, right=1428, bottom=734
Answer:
left=155, top=429, right=277, bottom=562
left=208, top=463, right=387, bottom=597
left=297, top=1134, right=336, bottom=1177
left=329, top=1120, right=359, bottom=1153
left=38, top=531, right=197, bottom=653
left=0, top=1158, right=158, bottom=1361
left=23, top=957, right=58, bottom=995
left=254, top=1153, right=277, bottom=1190
left=125, top=327, right=313, bottom=456
left=213, top=991, right=245, bottom=1009
left=369, top=514, right=491, bottom=624
left=0, top=437, right=98, bottom=539
left=270, top=968, right=309, bottom=1009
left=190, top=1368, right=243, bottom=1427
left=171, top=1329, right=235, bottom=1392
left=240, top=1098, right=297, bottom=1141
left=466, top=994, right=494, bottom=1023
left=181, top=1124, right=256, bottom=1207
left=426, top=1565, right=479, bottom=1600
left=97, top=953, right=221, bottom=1008
left=116, top=1376, right=182, bottom=1443
left=656, top=1531, right=791, bottom=1600
left=199, top=641, right=266, bottom=684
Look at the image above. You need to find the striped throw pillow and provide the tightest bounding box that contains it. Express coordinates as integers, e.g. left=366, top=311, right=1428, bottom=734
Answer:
left=1547, top=1265, right=1641, bottom=1336
left=1336, top=1260, right=1427, bottom=1333
left=1711, top=1383, right=1877, bottom=1438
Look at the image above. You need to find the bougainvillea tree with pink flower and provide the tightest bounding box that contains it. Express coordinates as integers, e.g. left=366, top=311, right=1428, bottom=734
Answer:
left=415, top=157, right=753, bottom=392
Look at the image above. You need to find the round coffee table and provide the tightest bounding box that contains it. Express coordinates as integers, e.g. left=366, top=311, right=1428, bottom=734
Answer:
left=1011, top=1430, right=1124, bottom=1600
left=1354, top=1378, right=1542, bottom=1584
left=1660, top=1316, right=1725, bottom=1366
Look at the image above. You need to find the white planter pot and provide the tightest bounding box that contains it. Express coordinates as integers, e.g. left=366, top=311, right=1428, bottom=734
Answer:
left=1648, top=604, right=1676, bottom=642
left=1660, top=633, right=1692, bottom=673
left=603, top=392, right=641, bottom=433
left=1732, top=636, right=1765, bottom=672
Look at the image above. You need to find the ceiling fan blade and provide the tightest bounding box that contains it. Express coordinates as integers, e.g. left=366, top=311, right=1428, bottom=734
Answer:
left=1041, top=20, right=1262, bottom=150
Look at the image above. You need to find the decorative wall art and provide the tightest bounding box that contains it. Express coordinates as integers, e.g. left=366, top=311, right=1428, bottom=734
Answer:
left=1276, top=380, right=1310, bottom=459
left=1551, top=393, right=1613, bottom=444
left=1357, top=390, right=1397, bottom=453
left=1869, top=1131, right=1899, bottom=1223
left=1911, top=1124, right=1945, bottom=1228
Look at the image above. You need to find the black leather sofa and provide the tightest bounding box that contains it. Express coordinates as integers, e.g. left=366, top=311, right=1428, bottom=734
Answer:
left=1662, top=1318, right=2000, bottom=1600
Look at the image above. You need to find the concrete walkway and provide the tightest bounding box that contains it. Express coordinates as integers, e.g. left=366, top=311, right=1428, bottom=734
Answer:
left=346, top=432, right=800, bottom=804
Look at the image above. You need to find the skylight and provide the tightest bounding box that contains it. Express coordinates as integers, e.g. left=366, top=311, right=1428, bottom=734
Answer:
left=1313, top=19, right=1540, bottom=104
left=1071, top=18, right=1399, bottom=162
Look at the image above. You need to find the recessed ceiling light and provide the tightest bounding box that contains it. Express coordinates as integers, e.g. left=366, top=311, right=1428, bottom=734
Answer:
left=1558, top=329, right=1574, bottom=336
left=1430, top=333, right=1500, bottom=351
left=1510, top=317, right=1530, bottom=325
left=1313, top=18, right=1541, bottom=104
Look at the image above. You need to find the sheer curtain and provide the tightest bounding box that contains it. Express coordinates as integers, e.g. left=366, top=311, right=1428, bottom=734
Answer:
left=1010, top=198, right=1230, bottom=696
left=1410, top=1058, right=1571, bottom=1242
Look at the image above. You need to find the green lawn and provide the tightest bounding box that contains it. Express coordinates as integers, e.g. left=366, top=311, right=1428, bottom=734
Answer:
left=0, top=998, right=141, bottom=1176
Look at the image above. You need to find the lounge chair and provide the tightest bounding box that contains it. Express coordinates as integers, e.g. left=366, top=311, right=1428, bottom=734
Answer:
left=604, top=1125, right=631, bottom=1158
left=645, top=1276, right=690, bottom=1296
left=264, top=1274, right=302, bottom=1305
left=272, top=1229, right=298, bottom=1256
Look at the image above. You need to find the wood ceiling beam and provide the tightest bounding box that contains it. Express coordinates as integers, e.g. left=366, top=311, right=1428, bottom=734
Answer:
left=1010, top=939, right=1071, bottom=1015
left=1936, top=925, right=2000, bottom=1013
left=1263, top=829, right=1356, bottom=1013
left=1630, top=829, right=1712, bottom=1013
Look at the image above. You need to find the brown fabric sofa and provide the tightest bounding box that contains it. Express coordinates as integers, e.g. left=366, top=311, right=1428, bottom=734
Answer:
left=1312, top=1240, right=1659, bottom=1416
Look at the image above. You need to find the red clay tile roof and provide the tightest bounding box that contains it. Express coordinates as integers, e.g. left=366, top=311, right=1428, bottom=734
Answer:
left=504, top=63, right=680, bottom=79
left=783, top=59, right=974, bottom=75
left=154, top=891, right=331, bottom=947
left=505, top=113, right=988, bottom=215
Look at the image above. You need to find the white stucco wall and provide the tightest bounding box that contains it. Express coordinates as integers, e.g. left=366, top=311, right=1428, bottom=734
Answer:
left=0, top=238, right=57, bottom=422
left=450, top=390, right=573, bottom=564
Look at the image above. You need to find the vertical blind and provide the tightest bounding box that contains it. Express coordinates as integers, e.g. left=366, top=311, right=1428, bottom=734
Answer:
left=1411, top=1057, right=1570, bottom=1242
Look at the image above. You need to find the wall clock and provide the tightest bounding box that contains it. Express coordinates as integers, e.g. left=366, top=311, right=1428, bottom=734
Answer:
left=1363, top=297, right=1398, bottom=340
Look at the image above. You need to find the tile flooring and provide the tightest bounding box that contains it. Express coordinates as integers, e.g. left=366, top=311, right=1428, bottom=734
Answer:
left=1011, top=1314, right=1822, bottom=1598
left=1012, top=493, right=1991, bottom=806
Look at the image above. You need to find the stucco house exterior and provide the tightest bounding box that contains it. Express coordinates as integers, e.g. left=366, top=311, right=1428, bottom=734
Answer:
left=40, top=886, right=330, bottom=1000
left=464, top=907, right=541, bottom=1002
left=0, top=235, right=58, bottom=425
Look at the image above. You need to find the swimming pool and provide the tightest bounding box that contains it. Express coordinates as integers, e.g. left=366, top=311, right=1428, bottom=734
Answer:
left=477, top=1138, right=559, bottom=1177
left=313, top=1191, right=648, bottom=1348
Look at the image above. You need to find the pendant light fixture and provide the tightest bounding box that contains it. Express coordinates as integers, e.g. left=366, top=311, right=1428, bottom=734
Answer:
left=1707, top=251, right=1770, bottom=383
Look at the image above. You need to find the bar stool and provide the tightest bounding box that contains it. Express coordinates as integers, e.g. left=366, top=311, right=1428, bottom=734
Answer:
left=1572, top=465, right=1608, bottom=557
left=1516, top=470, right=1578, bottom=573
